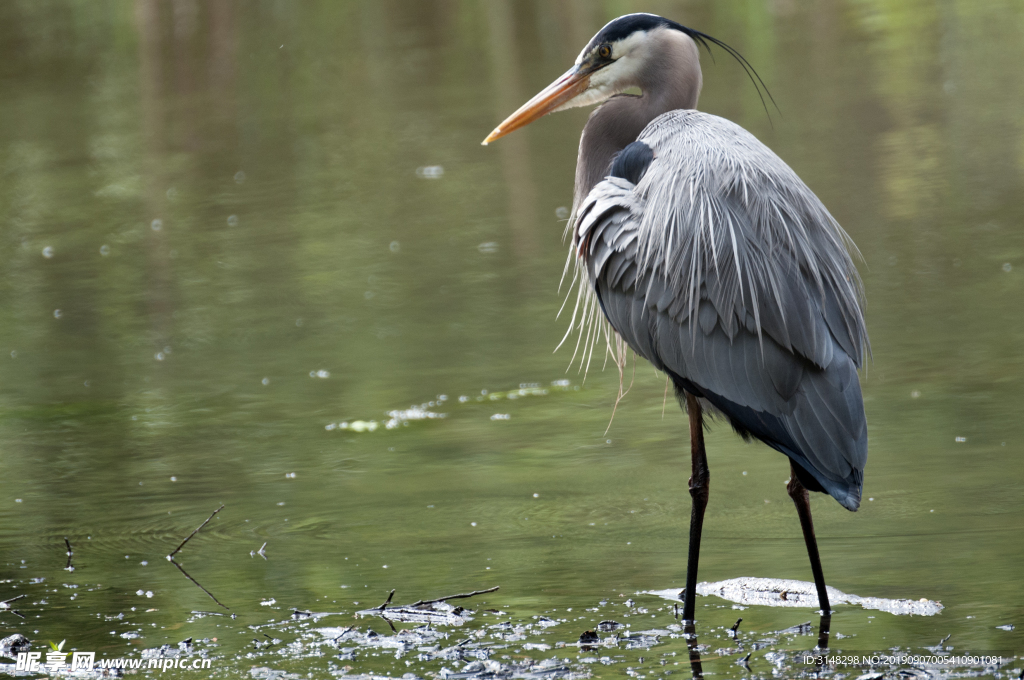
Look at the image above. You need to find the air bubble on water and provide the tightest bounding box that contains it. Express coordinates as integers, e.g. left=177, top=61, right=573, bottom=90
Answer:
left=552, top=379, right=570, bottom=387
left=955, top=436, right=966, bottom=442
left=140, top=561, right=148, bottom=566
left=458, top=396, right=469, bottom=403
left=10, top=351, right=16, bottom=358
left=555, top=206, right=570, bottom=220
left=415, top=165, right=444, bottom=179
left=533, top=493, right=539, bottom=498
left=163, top=346, right=172, bottom=354
left=869, top=498, right=874, bottom=501
left=1003, top=262, right=1012, bottom=272
left=316, top=370, right=330, bottom=378
left=53, top=309, right=62, bottom=319
left=99, top=245, right=110, bottom=256
left=389, top=241, right=400, bottom=253
left=478, top=241, right=498, bottom=254
left=234, top=171, right=246, bottom=184
left=145, top=591, right=153, bottom=598
left=295, top=318, right=303, bottom=327
left=170, top=477, right=176, bottom=482
left=166, top=187, right=178, bottom=200
left=285, top=472, right=296, bottom=478
left=262, top=377, right=270, bottom=385
left=481, top=390, right=488, bottom=395
left=14, top=499, right=21, bottom=503
left=490, top=413, right=510, bottom=420
left=325, top=423, right=336, bottom=431
left=227, top=215, right=239, bottom=226
left=742, top=471, right=748, bottom=476
left=42, top=246, right=54, bottom=258
left=471, top=522, right=477, bottom=527
left=277, top=502, right=285, bottom=506
left=911, top=390, right=921, bottom=398
left=136, top=590, right=144, bottom=596
left=151, top=219, right=162, bottom=231
left=155, top=352, right=165, bottom=361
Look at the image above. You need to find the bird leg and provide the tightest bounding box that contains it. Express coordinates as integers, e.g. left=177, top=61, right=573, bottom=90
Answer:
left=683, top=621, right=704, bottom=679
left=786, top=461, right=831, bottom=615
left=682, top=393, right=710, bottom=622
left=816, top=613, right=832, bottom=652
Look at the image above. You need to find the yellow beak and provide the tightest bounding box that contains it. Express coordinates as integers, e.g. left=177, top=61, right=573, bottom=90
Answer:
left=482, top=66, right=591, bottom=145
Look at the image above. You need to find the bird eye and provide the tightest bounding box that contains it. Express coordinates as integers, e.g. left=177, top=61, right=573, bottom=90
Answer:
left=598, top=45, right=612, bottom=59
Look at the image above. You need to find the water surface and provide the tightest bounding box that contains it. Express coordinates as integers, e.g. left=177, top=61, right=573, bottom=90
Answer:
left=0, top=1, right=1022, bottom=678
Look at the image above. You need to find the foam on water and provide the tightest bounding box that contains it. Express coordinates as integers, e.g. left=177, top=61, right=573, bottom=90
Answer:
left=648, top=577, right=944, bottom=616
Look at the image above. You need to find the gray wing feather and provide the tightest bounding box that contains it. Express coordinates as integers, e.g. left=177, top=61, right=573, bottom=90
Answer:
left=573, top=110, right=868, bottom=509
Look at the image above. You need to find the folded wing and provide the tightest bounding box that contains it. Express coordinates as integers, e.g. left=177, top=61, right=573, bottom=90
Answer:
left=574, top=110, right=868, bottom=510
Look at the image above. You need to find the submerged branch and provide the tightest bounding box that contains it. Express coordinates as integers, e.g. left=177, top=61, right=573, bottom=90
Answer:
left=170, top=559, right=229, bottom=610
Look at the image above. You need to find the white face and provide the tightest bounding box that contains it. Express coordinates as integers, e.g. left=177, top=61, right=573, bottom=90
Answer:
left=557, top=29, right=655, bottom=111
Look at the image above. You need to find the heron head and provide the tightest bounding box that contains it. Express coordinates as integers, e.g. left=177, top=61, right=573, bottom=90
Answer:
left=482, top=14, right=770, bottom=145
left=482, top=14, right=701, bottom=145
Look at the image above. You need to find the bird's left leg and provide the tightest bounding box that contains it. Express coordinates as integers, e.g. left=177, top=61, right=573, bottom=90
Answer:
left=787, top=461, right=831, bottom=615
left=681, top=393, right=710, bottom=622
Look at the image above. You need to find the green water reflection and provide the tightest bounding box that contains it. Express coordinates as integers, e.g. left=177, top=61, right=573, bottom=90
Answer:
left=0, top=0, right=1022, bottom=677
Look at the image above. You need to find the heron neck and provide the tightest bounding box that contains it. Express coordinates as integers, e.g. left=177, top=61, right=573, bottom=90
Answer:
left=572, top=86, right=698, bottom=216
left=572, top=29, right=702, bottom=216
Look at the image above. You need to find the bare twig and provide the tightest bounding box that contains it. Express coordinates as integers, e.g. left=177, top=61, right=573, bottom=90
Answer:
left=373, top=590, right=396, bottom=611
left=64, top=537, right=73, bottom=556
left=1, top=594, right=27, bottom=606
left=64, top=537, right=74, bottom=572
left=406, top=586, right=499, bottom=608
left=170, top=559, right=229, bottom=610
left=167, top=505, right=224, bottom=560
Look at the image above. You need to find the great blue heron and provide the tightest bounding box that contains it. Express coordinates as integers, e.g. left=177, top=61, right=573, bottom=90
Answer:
left=483, top=14, right=868, bottom=621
